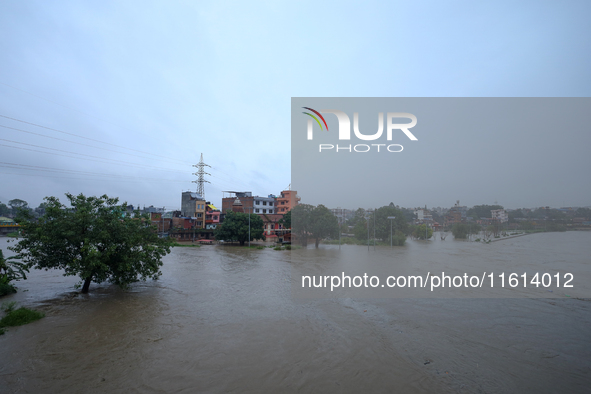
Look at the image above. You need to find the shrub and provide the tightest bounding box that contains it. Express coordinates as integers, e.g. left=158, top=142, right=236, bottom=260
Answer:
left=0, top=282, right=17, bottom=297
left=0, top=302, right=44, bottom=334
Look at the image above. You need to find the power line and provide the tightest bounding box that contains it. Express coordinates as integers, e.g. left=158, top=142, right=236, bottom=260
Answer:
left=0, top=123, right=187, bottom=165
left=0, top=82, right=196, bottom=166
left=0, top=138, right=189, bottom=173
left=0, top=161, right=189, bottom=182
left=0, top=171, right=190, bottom=183
left=0, top=114, right=193, bottom=165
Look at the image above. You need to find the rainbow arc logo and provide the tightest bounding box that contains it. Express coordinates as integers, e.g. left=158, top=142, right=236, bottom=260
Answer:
left=301, top=107, right=328, bottom=131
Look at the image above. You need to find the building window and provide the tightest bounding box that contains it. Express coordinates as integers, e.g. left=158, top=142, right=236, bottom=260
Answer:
left=263, top=209, right=266, bottom=213
left=197, top=213, right=202, bottom=218
left=255, top=200, right=260, bottom=205
left=262, top=201, right=267, bottom=206
left=255, top=209, right=259, bottom=213
left=270, top=202, right=273, bottom=206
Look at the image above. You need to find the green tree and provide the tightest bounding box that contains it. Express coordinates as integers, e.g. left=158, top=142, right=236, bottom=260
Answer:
left=452, top=223, right=469, bottom=239
left=309, top=204, right=339, bottom=248
left=413, top=224, right=433, bottom=240
left=279, top=209, right=291, bottom=229
left=215, top=211, right=265, bottom=246
left=468, top=223, right=481, bottom=236
left=10, top=193, right=172, bottom=294
left=348, top=208, right=367, bottom=227
left=34, top=202, right=50, bottom=217
left=291, top=204, right=314, bottom=246
left=354, top=220, right=368, bottom=240
left=0, top=202, right=9, bottom=216
left=8, top=199, right=29, bottom=216
left=392, top=230, right=407, bottom=246
left=373, top=206, right=408, bottom=240
left=0, top=250, right=28, bottom=296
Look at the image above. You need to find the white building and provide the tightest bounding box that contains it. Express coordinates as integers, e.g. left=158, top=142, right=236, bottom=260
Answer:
left=253, top=195, right=276, bottom=214
left=491, top=209, right=508, bottom=223
left=415, top=209, right=433, bottom=223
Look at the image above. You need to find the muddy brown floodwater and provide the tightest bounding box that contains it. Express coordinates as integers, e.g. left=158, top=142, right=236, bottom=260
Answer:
left=1, top=232, right=590, bottom=393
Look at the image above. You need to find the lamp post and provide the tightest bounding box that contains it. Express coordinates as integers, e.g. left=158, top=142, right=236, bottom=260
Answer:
left=373, top=208, right=376, bottom=250
left=387, top=216, right=396, bottom=248
left=365, top=209, right=373, bottom=251
left=338, top=207, right=342, bottom=250
left=244, top=207, right=253, bottom=247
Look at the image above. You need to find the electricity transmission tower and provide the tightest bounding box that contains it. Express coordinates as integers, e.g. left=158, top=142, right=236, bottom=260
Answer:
left=192, top=153, right=211, bottom=198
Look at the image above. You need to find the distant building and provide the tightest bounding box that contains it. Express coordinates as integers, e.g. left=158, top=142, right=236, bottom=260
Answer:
left=222, top=192, right=275, bottom=214
left=259, top=213, right=286, bottom=239
left=181, top=191, right=207, bottom=228
left=415, top=208, right=433, bottom=224
left=491, top=209, right=508, bottom=223
left=445, top=200, right=467, bottom=225
left=329, top=208, right=354, bottom=224
left=205, top=204, right=221, bottom=230
left=276, top=190, right=300, bottom=214
left=230, top=197, right=244, bottom=213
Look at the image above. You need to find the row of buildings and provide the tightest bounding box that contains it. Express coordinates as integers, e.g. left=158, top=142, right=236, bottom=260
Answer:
left=413, top=201, right=508, bottom=230
left=159, top=189, right=300, bottom=243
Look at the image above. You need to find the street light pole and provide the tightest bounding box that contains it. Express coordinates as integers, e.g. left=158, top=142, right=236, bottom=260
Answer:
left=367, top=212, right=370, bottom=251
left=338, top=207, right=341, bottom=250
left=373, top=208, right=376, bottom=250
left=387, top=216, right=396, bottom=248
left=244, top=206, right=253, bottom=247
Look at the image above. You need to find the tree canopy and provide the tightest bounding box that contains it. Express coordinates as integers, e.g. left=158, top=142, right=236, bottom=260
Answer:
left=291, top=204, right=314, bottom=246
left=309, top=204, right=339, bottom=248
left=412, top=224, right=433, bottom=240
left=0, top=250, right=28, bottom=296
left=214, top=211, right=265, bottom=245
left=0, top=202, right=9, bottom=217
left=279, top=209, right=291, bottom=229
left=10, top=193, right=172, bottom=293
left=452, top=223, right=469, bottom=239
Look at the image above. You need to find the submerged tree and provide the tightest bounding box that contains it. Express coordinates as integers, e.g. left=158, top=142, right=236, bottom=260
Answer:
left=291, top=204, right=314, bottom=246
left=452, top=223, right=469, bottom=239
left=10, top=193, right=172, bottom=293
left=0, top=250, right=28, bottom=296
left=214, top=211, right=265, bottom=246
left=309, top=204, right=339, bottom=248
left=413, top=224, right=433, bottom=240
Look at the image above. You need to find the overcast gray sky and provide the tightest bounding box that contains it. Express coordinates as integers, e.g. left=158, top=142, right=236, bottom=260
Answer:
left=1, top=1, right=590, bottom=210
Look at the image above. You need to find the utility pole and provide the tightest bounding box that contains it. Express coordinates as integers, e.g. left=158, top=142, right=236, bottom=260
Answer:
left=388, top=216, right=396, bottom=248
left=192, top=153, right=211, bottom=198
left=338, top=207, right=342, bottom=249
left=245, top=207, right=253, bottom=247
left=373, top=208, right=376, bottom=250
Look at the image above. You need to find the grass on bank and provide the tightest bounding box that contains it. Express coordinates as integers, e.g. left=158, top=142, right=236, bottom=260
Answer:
left=170, top=242, right=201, bottom=247
left=0, top=301, right=45, bottom=335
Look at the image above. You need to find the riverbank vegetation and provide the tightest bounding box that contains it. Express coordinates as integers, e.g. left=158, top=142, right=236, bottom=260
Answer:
left=0, top=302, right=44, bottom=335
left=10, top=193, right=172, bottom=294
left=214, top=211, right=265, bottom=246
left=0, top=250, right=28, bottom=297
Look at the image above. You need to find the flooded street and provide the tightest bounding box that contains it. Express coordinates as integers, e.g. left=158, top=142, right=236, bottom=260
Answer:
left=1, top=233, right=590, bottom=393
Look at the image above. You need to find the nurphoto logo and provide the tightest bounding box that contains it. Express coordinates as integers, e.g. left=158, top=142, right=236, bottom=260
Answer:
left=302, top=107, right=418, bottom=153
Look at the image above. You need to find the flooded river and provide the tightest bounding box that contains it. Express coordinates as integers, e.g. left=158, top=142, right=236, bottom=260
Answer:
left=1, top=232, right=590, bottom=393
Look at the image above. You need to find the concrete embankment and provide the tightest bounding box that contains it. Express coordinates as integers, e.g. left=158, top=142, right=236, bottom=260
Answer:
left=489, top=233, right=530, bottom=242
